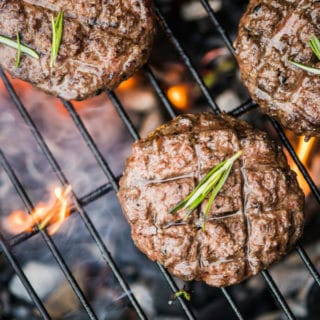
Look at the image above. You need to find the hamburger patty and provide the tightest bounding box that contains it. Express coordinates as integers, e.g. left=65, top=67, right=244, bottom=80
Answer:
left=118, top=113, right=304, bottom=287
left=234, top=0, right=320, bottom=137
left=0, top=0, right=156, bottom=100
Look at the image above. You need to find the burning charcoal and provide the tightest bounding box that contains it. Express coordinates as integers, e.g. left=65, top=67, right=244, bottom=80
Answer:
left=269, top=254, right=309, bottom=297
left=44, top=267, right=86, bottom=319
left=307, top=281, right=320, bottom=320
left=9, top=262, right=62, bottom=303
left=13, top=303, right=41, bottom=320
left=0, top=289, right=10, bottom=318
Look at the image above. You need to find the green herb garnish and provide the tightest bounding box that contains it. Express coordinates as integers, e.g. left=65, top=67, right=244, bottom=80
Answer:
left=290, top=35, right=320, bottom=75
left=15, top=30, right=21, bottom=68
left=309, top=35, right=320, bottom=60
left=50, top=10, right=64, bottom=68
left=173, top=290, right=191, bottom=302
left=170, top=150, right=242, bottom=230
left=0, top=35, right=40, bottom=61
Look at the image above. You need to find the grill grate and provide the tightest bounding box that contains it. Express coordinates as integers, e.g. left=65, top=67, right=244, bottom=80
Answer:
left=0, top=1, right=319, bottom=319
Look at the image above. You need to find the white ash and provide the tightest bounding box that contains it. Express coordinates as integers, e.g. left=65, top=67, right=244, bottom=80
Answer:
left=181, top=1, right=222, bottom=21
left=139, top=109, right=163, bottom=138
left=116, top=87, right=158, bottom=113
left=269, top=252, right=310, bottom=296
left=9, top=262, right=62, bottom=303
left=130, top=282, right=155, bottom=318
left=216, top=90, right=241, bottom=113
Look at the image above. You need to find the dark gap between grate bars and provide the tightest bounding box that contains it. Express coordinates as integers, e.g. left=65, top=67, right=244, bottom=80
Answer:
left=0, top=1, right=319, bottom=319
left=0, top=150, right=99, bottom=320
left=0, top=68, right=147, bottom=320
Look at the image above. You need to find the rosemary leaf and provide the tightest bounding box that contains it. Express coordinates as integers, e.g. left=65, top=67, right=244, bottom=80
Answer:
left=0, top=35, right=40, bottom=60
left=170, top=160, right=227, bottom=214
left=309, top=35, right=320, bottom=61
left=170, top=150, right=243, bottom=228
left=15, top=31, right=21, bottom=68
left=289, top=60, right=320, bottom=75
left=50, top=10, right=64, bottom=68
left=202, top=163, right=233, bottom=230
left=289, top=35, right=320, bottom=75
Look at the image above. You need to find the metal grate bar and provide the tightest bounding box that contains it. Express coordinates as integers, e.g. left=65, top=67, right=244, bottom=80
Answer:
left=296, top=244, right=320, bottom=287
left=109, top=91, right=244, bottom=319
left=261, top=271, right=295, bottom=320
left=62, top=99, right=120, bottom=192
left=0, top=234, right=50, bottom=319
left=63, top=92, right=197, bottom=319
left=228, top=100, right=258, bottom=117
left=200, top=0, right=236, bottom=57
left=269, top=118, right=320, bottom=203
left=4, top=181, right=115, bottom=253
left=221, top=288, right=244, bottom=320
left=143, top=65, right=177, bottom=119
left=156, top=262, right=197, bottom=319
left=0, top=69, right=147, bottom=320
left=154, top=6, right=221, bottom=115
left=107, top=92, right=139, bottom=141
left=0, top=150, right=99, bottom=320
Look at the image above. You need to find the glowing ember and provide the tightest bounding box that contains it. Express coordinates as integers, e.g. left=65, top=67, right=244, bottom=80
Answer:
left=289, top=136, right=316, bottom=195
left=117, top=76, right=138, bottom=91
left=5, top=185, right=72, bottom=235
left=2, top=72, right=32, bottom=93
left=167, top=84, right=189, bottom=110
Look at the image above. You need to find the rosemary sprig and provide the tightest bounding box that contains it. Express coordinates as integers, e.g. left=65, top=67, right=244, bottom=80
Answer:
left=15, top=30, right=21, bottom=68
left=173, top=290, right=191, bottom=302
left=0, top=35, right=40, bottom=61
left=50, top=10, right=64, bottom=68
left=290, top=35, right=320, bottom=75
left=170, top=150, right=242, bottom=230
left=309, top=35, right=320, bottom=60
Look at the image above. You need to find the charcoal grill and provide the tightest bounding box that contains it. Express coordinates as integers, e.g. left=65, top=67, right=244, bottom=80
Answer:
left=0, top=1, right=320, bottom=319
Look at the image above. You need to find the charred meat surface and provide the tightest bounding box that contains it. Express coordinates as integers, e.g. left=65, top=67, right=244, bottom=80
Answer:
left=235, top=0, right=320, bottom=137
left=118, top=113, right=304, bottom=287
left=0, top=0, right=156, bottom=100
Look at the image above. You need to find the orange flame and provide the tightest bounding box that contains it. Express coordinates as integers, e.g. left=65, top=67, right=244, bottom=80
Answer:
left=167, top=84, right=189, bottom=110
left=289, top=136, right=316, bottom=195
left=5, top=186, right=72, bottom=235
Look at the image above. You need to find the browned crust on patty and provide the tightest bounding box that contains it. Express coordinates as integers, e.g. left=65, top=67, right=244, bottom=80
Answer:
left=234, top=0, right=320, bottom=137
left=0, top=0, right=156, bottom=100
left=118, top=113, right=305, bottom=287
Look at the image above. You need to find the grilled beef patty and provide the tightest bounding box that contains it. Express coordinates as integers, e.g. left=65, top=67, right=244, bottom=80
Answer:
left=118, top=113, right=304, bottom=287
left=235, top=0, right=320, bottom=137
left=0, top=0, right=156, bottom=100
